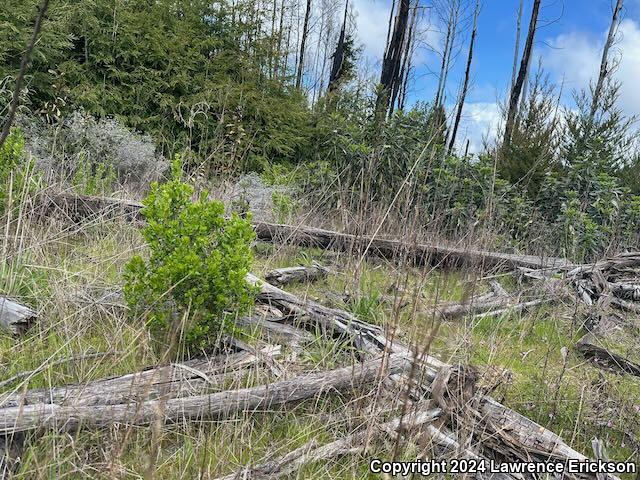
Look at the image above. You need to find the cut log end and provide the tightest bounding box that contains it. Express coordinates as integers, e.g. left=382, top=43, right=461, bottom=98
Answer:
left=0, top=296, right=36, bottom=336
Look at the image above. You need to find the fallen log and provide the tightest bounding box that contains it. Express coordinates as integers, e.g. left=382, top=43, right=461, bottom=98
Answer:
left=0, top=346, right=281, bottom=408
left=576, top=333, right=640, bottom=377
left=41, top=192, right=570, bottom=272
left=264, top=263, right=330, bottom=286
left=250, top=275, right=620, bottom=479
left=234, top=316, right=313, bottom=347
left=0, top=353, right=410, bottom=434
left=0, top=296, right=36, bottom=335
left=0, top=351, right=120, bottom=389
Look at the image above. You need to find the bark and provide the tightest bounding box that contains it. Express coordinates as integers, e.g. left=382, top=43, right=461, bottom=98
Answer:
left=392, top=0, right=418, bottom=112
left=0, top=346, right=282, bottom=409
left=295, top=0, right=312, bottom=88
left=576, top=333, right=640, bottom=377
left=264, top=263, right=329, bottom=285
left=216, top=406, right=442, bottom=480
left=510, top=0, right=524, bottom=92
left=233, top=315, right=314, bottom=346
left=434, top=6, right=454, bottom=109
left=252, top=221, right=570, bottom=271
left=251, top=275, right=617, bottom=479
left=0, top=354, right=410, bottom=434
left=448, top=0, right=479, bottom=154
left=328, top=0, right=349, bottom=92
left=376, top=0, right=410, bottom=117
left=0, top=296, right=36, bottom=336
left=0, top=0, right=50, bottom=148
left=503, top=0, right=541, bottom=147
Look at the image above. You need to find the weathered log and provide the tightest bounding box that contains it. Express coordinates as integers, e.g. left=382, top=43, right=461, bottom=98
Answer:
left=0, top=296, right=36, bottom=335
left=41, top=192, right=570, bottom=272
left=0, top=346, right=281, bottom=408
left=0, top=353, right=410, bottom=434
left=250, top=275, right=619, bottom=479
left=576, top=333, right=640, bottom=377
left=264, top=263, right=330, bottom=286
left=233, top=316, right=313, bottom=347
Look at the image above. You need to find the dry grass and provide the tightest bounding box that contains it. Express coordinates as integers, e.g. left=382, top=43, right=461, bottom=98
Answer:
left=1, top=183, right=639, bottom=479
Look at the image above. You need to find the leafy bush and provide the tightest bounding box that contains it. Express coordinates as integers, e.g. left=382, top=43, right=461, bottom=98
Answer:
left=124, top=159, right=256, bottom=353
left=271, top=191, right=297, bottom=223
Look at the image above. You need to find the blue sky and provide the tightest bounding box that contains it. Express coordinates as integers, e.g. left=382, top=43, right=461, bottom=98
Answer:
left=350, top=0, right=640, bottom=150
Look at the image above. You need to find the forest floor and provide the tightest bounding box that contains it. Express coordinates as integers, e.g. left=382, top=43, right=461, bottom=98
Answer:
left=1, top=205, right=639, bottom=479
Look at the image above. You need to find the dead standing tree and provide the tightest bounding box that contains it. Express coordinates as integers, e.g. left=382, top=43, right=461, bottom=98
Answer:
left=502, top=0, right=541, bottom=148
left=447, top=0, right=480, bottom=153
left=433, top=0, right=461, bottom=110
left=391, top=0, right=419, bottom=113
left=375, top=0, right=411, bottom=119
left=327, top=0, right=349, bottom=92
left=295, top=0, right=312, bottom=88
left=587, top=0, right=624, bottom=128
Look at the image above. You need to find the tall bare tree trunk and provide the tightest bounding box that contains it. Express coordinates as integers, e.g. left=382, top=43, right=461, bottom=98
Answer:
left=295, top=0, right=313, bottom=89
left=503, top=0, right=541, bottom=148
left=384, top=0, right=397, bottom=60
left=434, top=0, right=461, bottom=109
left=391, top=0, right=418, bottom=113
left=588, top=0, right=624, bottom=124
left=0, top=0, right=51, bottom=148
left=328, top=0, right=350, bottom=92
left=448, top=0, right=479, bottom=154
left=434, top=10, right=453, bottom=108
left=376, top=0, right=410, bottom=118
left=274, top=0, right=287, bottom=78
left=510, top=0, right=524, bottom=91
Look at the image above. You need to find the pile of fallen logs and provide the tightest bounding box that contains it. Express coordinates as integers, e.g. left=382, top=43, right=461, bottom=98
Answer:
left=2, top=191, right=636, bottom=478
left=1, top=271, right=622, bottom=479
left=564, top=253, right=640, bottom=378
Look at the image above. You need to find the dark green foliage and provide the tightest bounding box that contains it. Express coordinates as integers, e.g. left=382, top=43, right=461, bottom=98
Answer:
left=562, top=80, right=632, bottom=176
left=124, top=159, right=256, bottom=353
left=1, top=0, right=311, bottom=174
left=498, top=74, right=560, bottom=195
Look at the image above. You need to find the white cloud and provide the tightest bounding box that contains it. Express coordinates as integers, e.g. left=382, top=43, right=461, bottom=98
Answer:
left=452, top=102, right=502, bottom=153
left=351, top=0, right=393, bottom=63
left=543, top=19, right=640, bottom=116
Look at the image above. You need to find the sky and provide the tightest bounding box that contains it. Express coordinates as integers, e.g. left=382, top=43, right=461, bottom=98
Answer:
left=348, top=0, right=640, bottom=151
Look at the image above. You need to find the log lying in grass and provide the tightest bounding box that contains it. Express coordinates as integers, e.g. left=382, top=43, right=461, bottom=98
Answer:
left=41, top=192, right=570, bottom=271
left=0, top=296, right=36, bottom=336
left=250, top=276, right=620, bottom=479
left=576, top=334, right=640, bottom=377
left=233, top=316, right=313, bottom=347
left=39, top=191, right=144, bottom=224
left=0, top=346, right=281, bottom=408
left=0, top=353, right=410, bottom=434
left=264, top=263, right=330, bottom=286
left=253, top=221, right=571, bottom=271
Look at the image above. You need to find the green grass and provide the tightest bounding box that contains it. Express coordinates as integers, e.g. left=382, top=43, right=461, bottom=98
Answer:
left=2, top=222, right=640, bottom=479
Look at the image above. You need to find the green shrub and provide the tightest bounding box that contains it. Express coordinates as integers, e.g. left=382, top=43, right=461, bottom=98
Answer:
left=72, top=155, right=117, bottom=196
left=271, top=191, right=297, bottom=223
left=124, top=159, right=256, bottom=353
